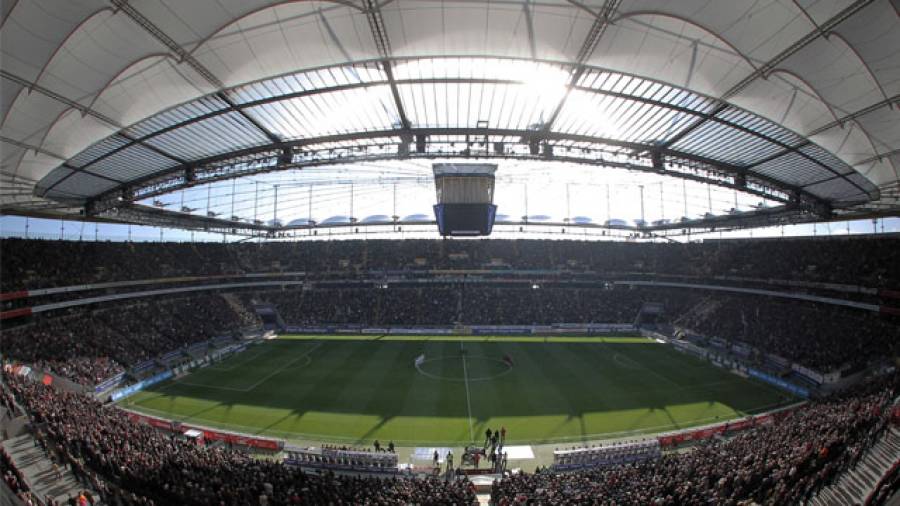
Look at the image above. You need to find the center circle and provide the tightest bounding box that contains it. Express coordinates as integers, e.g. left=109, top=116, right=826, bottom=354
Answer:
left=415, top=355, right=513, bottom=382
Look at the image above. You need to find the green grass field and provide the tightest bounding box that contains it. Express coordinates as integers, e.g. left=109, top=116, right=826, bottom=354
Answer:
left=119, top=335, right=793, bottom=445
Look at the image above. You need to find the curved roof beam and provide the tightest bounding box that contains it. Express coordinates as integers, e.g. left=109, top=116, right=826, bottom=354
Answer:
left=109, top=0, right=223, bottom=89
left=805, top=94, right=899, bottom=138
left=186, top=0, right=366, bottom=60
left=0, top=0, right=20, bottom=29
left=1, top=152, right=28, bottom=185
left=766, top=68, right=842, bottom=124
left=36, top=100, right=122, bottom=156
left=0, top=8, right=115, bottom=129
left=84, top=53, right=176, bottom=113
left=38, top=55, right=876, bottom=204
left=828, top=102, right=900, bottom=177
left=610, top=11, right=758, bottom=72
left=0, top=85, right=28, bottom=130
left=565, top=0, right=600, bottom=19
left=790, top=0, right=826, bottom=36
left=29, top=8, right=117, bottom=94
left=826, top=31, right=890, bottom=102
left=0, top=69, right=121, bottom=130
left=856, top=147, right=900, bottom=167
left=846, top=117, right=885, bottom=163
left=35, top=107, right=79, bottom=153
left=609, top=12, right=760, bottom=170
left=0, top=137, right=60, bottom=165
left=855, top=148, right=899, bottom=184
left=723, top=0, right=877, bottom=100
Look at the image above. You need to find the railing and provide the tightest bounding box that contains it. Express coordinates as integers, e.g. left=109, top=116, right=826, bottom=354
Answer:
left=552, top=439, right=661, bottom=471
left=284, top=445, right=399, bottom=473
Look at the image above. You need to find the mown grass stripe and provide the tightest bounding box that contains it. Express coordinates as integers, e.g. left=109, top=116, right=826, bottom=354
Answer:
left=121, top=336, right=793, bottom=445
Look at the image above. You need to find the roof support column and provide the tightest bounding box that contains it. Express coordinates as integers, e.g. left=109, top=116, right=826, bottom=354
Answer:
left=540, top=0, right=621, bottom=133
left=363, top=0, right=411, bottom=133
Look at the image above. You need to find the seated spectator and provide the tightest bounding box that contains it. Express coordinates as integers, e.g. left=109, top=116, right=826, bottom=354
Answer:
left=491, top=373, right=896, bottom=505
left=3, top=236, right=898, bottom=291
left=2, top=369, right=893, bottom=506
left=2, top=371, right=478, bottom=505
left=1, top=295, right=260, bottom=386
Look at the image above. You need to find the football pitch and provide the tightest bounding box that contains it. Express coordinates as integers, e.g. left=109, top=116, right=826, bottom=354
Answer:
left=119, top=335, right=793, bottom=445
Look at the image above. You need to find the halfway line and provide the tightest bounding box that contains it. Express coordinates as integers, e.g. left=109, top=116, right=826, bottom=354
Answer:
left=460, top=341, right=475, bottom=442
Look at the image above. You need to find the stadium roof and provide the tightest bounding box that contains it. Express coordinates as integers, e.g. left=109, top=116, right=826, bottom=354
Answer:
left=1, top=0, right=898, bottom=233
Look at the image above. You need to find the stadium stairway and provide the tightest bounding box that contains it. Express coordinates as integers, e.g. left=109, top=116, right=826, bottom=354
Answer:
left=807, top=426, right=900, bottom=506
left=221, top=293, right=255, bottom=323
left=0, top=481, right=26, bottom=506
left=0, top=434, right=98, bottom=505
left=672, top=296, right=721, bottom=329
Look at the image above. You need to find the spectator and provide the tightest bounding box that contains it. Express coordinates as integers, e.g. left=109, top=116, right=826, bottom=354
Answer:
left=1, top=295, right=260, bottom=386
left=3, top=236, right=898, bottom=292
left=3, top=372, right=479, bottom=505
left=491, top=373, right=897, bottom=505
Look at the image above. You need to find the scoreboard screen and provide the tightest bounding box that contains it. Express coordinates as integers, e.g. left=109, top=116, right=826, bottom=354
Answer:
left=432, top=164, right=498, bottom=236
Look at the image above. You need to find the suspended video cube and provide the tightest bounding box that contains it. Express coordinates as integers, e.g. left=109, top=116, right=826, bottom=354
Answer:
left=432, top=163, right=498, bottom=236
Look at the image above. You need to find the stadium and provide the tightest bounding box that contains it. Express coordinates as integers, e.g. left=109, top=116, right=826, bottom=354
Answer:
left=1, top=1, right=899, bottom=505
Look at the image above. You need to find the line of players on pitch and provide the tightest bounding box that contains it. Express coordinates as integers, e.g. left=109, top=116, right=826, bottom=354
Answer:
left=432, top=426, right=509, bottom=475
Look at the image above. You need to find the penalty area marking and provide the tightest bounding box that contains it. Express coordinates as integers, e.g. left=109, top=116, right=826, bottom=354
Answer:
left=617, top=351, right=679, bottom=387
left=205, top=346, right=269, bottom=372
left=415, top=355, right=514, bottom=382
left=612, top=353, right=642, bottom=370
left=174, top=343, right=320, bottom=392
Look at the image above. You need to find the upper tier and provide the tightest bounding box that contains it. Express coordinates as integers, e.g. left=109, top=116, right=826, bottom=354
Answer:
left=2, top=236, right=898, bottom=292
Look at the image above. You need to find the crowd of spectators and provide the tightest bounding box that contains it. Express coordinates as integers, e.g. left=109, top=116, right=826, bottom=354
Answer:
left=2, top=372, right=478, bottom=505
left=249, top=284, right=896, bottom=373
left=459, top=286, right=678, bottom=325
left=2, top=314, right=128, bottom=386
left=4, top=281, right=894, bottom=384
left=247, top=286, right=696, bottom=326
left=254, top=287, right=459, bottom=326
left=1, top=385, right=20, bottom=418
left=2, top=368, right=894, bottom=505
left=492, top=373, right=897, bottom=505
left=2, top=235, right=896, bottom=382
left=3, top=235, right=898, bottom=291
left=684, top=295, right=899, bottom=373
left=3, top=282, right=880, bottom=383
left=1, top=295, right=259, bottom=386
left=2, top=233, right=897, bottom=504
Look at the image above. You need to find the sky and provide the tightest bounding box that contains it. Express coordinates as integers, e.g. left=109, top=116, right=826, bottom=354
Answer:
left=2, top=213, right=897, bottom=244
left=2, top=159, right=897, bottom=243
left=140, top=159, right=779, bottom=226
